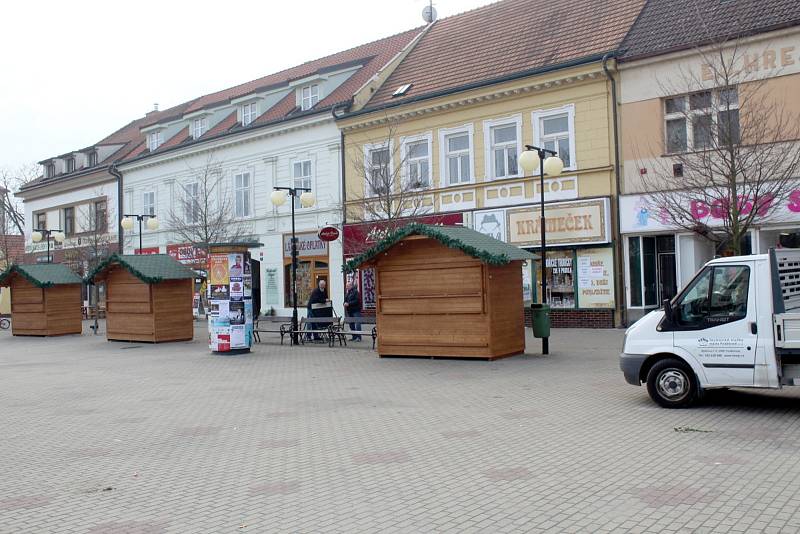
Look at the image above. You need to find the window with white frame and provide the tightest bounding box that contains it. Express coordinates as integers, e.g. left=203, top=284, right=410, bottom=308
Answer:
left=301, top=84, right=319, bottom=111
left=533, top=106, right=575, bottom=169
left=487, top=120, right=520, bottom=179
left=366, top=146, right=391, bottom=196
left=184, top=182, right=200, bottom=223
left=147, top=131, right=164, bottom=151
left=191, top=117, right=208, bottom=139
left=234, top=172, right=251, bottom=217
left=241, top=102, right=257, bottom=126
left=292, top=161, right=312, bottom=208
left=664, top=87, right=739, bottom=153
left=66, top=157, right=75, bottom=173
left=142, top=191, right=156, bottom=216
left=403, top=137, right=430, bottom=189
left=443, top=130, right=472, bottom=185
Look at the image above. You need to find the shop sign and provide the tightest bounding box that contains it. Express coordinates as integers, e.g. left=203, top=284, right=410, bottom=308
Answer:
left=473, top=209, right=506, bottom=241
left=507, top=198, right=611, bottom=247
left=135, top=247, right=160, bottom=255
left=167, top=243, right=207, bottom=267
left=576, top=248, right=615, bottom=309
left=343, top=213, right=464, bottom=256
left=620, top=190, right=800, bottom=234
left=318, top=226, right=340, bottom=242
left=283, top=232, right=328, bottom=258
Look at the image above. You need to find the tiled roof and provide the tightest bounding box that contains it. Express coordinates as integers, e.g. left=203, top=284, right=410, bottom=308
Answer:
left=87, top=253, right=195, bottom=284
left=621, top=0, right=800, bottom=61
left=0, top=263, right=82, bottom=288
left=137, top=28, right=423, bottom=131
left=364, top=0, right=646, bottom=110
left=345, top=223, right=536, bottom=272
left=158, top=126, right=191, bottom=151
left=202, top=111, right=239, bottom=138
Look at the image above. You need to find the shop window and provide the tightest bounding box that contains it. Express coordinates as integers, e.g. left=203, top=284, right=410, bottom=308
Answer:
left=643, top=236, right=657, bottom=306
left=628, top=237, right=643, bottom=307
left=576, top=248, right=615, bottom=309
left=544, top=251, right=575, bottom=308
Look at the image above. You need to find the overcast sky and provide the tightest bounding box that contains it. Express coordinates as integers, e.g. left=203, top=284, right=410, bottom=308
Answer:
left=0, top=0, right=495, bottom=171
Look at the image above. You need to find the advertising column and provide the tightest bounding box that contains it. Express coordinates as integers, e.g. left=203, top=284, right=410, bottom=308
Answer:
left=208, top=249, right=254, bottom=354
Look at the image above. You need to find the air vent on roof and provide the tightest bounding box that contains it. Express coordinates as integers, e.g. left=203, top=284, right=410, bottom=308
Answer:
left=392, top=84, right=413, bottom=98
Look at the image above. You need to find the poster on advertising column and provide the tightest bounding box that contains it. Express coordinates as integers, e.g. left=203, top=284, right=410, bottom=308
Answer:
left=576, top=248, right=615, bottom=309
left=207, top=251, right=254, bottom=353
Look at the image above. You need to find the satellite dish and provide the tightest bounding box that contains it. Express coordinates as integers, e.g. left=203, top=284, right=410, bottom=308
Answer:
left=422, top=4, right=437, bottom=23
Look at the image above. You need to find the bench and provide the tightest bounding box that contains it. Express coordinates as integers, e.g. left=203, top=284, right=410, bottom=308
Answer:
left=253, top=315, right=293, bottom=344
left=289, top=316, right=344, bottom=347
left=337, top=316, right=378, bottom=349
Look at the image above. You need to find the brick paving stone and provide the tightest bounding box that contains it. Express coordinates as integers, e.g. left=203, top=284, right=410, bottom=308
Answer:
left=3, top=325, right=800, bottom=532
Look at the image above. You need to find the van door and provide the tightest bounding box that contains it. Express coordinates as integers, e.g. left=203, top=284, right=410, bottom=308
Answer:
left=671, top=262, right=757, bottom=386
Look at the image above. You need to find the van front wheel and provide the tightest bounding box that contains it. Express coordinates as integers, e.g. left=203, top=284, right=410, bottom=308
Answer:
left=646, top=358, right=699, bottom=408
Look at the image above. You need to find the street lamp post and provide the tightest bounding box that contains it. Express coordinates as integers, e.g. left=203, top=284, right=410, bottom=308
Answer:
left=519, top=145, right=564, bottom=355
left=31, top=228, right=65, bottom=263
left=270, top=186, right=315, bottom=345
left=120, top=214, right=159, bottom=253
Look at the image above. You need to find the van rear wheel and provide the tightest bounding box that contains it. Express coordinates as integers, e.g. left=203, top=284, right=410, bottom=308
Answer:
left=646, top=358, right=699, bottom=408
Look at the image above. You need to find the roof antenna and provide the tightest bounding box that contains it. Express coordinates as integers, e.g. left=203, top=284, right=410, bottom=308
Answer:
left=422, top=0, right=437, bottom=23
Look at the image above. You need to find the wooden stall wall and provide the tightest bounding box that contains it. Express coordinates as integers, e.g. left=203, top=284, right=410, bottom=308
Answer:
left=106, top=268, right=154, bottom=342
left=44, top=284, right=82, bottom=336
left=487, top=262, right=525, bottom=358
left=10, top=278, right=46, bottom=336
left=375, top=237, right=491, bottom=358
left=152, top=279, right=193, bottom=342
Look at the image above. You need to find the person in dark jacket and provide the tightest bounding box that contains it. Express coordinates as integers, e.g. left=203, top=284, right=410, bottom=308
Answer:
left=306, top=279, right=328, bottom=340
left=344, top=280, right=362, bottom=341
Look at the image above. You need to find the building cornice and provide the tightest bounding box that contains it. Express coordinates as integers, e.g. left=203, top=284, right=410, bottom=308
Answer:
left=340, top=67, right=606, bottom=132
left=118, top=113, right=336, bottom=172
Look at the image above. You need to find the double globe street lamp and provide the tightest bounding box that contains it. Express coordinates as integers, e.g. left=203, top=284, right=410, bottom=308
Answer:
left=121, top=214, right=159, bottom=254
left=270, top=187, right=315, bottom=345
left=519, top=145, right=564, bottom=355
left=31, top=228, right=66, bottom=264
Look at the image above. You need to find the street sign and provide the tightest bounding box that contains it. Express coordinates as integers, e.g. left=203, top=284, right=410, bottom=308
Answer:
left=318, top=226, right=340, bottom=242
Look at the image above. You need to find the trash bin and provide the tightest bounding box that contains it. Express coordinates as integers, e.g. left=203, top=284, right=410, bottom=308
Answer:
left=531, top=303, right=550, bottom=338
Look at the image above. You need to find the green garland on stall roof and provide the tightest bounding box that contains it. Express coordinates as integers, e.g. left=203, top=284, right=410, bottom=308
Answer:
left=0, top=264, right=56, bottom=288
left=343, top=223, right=510, bottom=273
left=84, top=253, right=165, bottom=285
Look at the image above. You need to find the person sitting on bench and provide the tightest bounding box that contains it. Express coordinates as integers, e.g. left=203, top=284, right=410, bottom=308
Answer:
left=306, top=279, right=329, bottom=341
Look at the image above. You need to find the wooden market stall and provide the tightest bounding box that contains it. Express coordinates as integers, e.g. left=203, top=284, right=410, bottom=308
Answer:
left=87, top=253, right=195, bottom=343
left=346, top=223, right=536, bottom=360
left=0, top=264, right=83, bottom=336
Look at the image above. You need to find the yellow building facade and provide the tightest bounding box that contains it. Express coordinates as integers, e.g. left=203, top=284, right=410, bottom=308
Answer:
left=339, top=61, right=623, bottom=327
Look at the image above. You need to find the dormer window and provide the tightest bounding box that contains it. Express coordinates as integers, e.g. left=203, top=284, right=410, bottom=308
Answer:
left=241, top=102, right=258, bottom=126
left=45, top=163, right=56, bottom=178
left=147, top=131, right=164, bottom=151
left=65, top=157, right=75, bottom=173
left=192, top=117, right=208, bottom=139
left=301, top=84, right=319, bottom=111
left=87, top=151, right=98, bottom=166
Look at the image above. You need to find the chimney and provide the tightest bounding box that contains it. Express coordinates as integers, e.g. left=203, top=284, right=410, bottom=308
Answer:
left=146, top=103, right=160, bottom=117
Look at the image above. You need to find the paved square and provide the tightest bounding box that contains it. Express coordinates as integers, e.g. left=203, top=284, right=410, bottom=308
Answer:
left=2, top=324, right=800, bottom=533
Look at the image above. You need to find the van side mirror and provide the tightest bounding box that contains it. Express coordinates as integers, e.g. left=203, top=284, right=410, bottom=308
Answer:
left=662, top=299, right=674, bottom=324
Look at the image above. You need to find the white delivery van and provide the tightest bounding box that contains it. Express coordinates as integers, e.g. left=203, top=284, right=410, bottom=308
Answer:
left=621, top=248, right=800, bottom=408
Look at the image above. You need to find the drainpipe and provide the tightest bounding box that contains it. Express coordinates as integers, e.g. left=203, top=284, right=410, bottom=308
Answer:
left=331, top=102, right=349, bottom=225
left=109, top=164, right=124, bottom=253
left=602, top=52, right=628, bottom=328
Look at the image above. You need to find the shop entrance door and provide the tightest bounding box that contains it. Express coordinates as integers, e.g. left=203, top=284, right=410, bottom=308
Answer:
left=658, top=253, right=677, bottom=302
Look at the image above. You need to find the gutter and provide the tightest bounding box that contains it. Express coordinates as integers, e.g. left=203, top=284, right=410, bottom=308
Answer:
left=342, top=51, right=614, bottom=120
left=109, top=164, right=124, bottom=249
left=602, top=52, right=628, bottom=328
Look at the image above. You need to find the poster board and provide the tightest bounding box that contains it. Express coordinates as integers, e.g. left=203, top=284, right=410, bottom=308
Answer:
left=207, top=251, right=254, bottom=352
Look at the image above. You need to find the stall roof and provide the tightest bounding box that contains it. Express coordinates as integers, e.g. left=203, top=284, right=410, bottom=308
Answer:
left=344, top=223, right=537, bottom=272
left=87, top=254, right=196, bottom=284
left=0, top=264, right=82, bottom=288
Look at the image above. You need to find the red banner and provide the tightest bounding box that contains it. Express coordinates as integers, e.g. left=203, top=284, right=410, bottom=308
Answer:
left=167, top=243, right=208, bottom=267
left=343, top=213, right=464, bottom=257
left=135, top=247, right=160, bottom=255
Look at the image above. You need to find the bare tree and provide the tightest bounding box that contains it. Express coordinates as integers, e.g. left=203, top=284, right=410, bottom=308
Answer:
left=347, top=118, right=433, bottom=236
left=638, top=38, right=800, bottom=255
left=0, top=163, right=39, bottom=235
left=167, top=154, right=250, bottom=254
